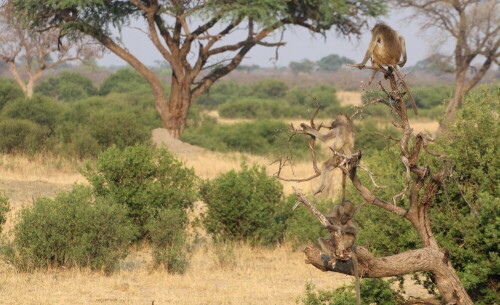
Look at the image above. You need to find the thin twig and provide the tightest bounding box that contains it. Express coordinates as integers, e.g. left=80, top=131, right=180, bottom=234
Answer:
left=357, top=165, right=387, bottom=189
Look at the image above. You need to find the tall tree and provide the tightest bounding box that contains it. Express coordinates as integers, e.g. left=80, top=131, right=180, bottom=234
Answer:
left=280, top=68, right=476, bottom=305
left=0, top=5, right=101, bottom=98
left=396, top=0, right=499, bottom=135
left=317, top=53, right=354, bottom=71
left=8, top=0, right=386, bottom=138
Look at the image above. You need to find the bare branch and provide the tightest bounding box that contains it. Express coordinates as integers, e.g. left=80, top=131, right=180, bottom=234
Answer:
left=356, top=165, right=387, bottom=189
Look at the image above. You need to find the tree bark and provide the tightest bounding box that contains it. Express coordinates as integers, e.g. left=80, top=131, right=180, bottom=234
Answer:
left=297, top=188, right=474, bottom=305
left=6, top=61, right=28, bottom=97
left=289, top=67, right=474, bottom=304
left=439, top=68, right=467, bottom=135
left=303, top=244, right=473, bottom=305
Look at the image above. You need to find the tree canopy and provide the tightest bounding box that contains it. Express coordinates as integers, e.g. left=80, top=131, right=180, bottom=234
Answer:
left=8, top=0, right=386, bottom=137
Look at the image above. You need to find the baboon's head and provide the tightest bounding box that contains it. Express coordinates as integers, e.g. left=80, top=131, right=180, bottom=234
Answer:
left=372, top=23, right=394, bottom=37
left=340, top=200, right=355, bottom=225
left=331, top=114, right=351, bottom=129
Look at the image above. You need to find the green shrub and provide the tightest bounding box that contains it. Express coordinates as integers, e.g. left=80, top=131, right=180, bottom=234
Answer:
left=63, top=126, right=100, bottom=159
left=426, top=87, right=499, bottom=304
left=194, top=81, right=248, bottom=109
left=55, top=94, right=158, bottom=157
left=0, top=78, right=24, bottom=110
left=411, top=85, right=452, bottom=109
left=282, top=195, right=335, bottom=249
left=84, top=145, right=198, bottom=233
left=100, top=68, right=149, bottom=95
left=251, top=78, right=288, bottom=98
left=0, top=194, right=9, bottom=234
left=355, top=120, right=401, bottom=153
left=4, top=186, right=136, bottom=273
left=298, top=279, right=404, bottom=305
left=1, top=95, right=63, bottom=131
left=87, top=111, right=150, bottom=149
left=146, top=208, right=190, bottom=274
left=35, top=72, right=97, bottom=102
left=0, top=119, right=51, bottom=154
left=352, top=87, right=499, bottom=304
left=201, top=164, right=287, bottom=246
left=182, top=119, right=313, bottom=159
left=218, top=97, right=304, bottom=119
left=299, top=282, right=356, bottom=305
left=361, top=86, right=452, bottom=118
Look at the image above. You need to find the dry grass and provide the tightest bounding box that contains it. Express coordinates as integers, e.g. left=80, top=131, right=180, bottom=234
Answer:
left=178, top=150, right=341, bottom=196
left=337, top=91, right=362, bottom=107
left=0, top=126, right=433, bottom=304
left=0, top=154, right=84, bottom=184
left=0, top=153, right=351, bottom=305
left=0, top=243, right=357, bottom=305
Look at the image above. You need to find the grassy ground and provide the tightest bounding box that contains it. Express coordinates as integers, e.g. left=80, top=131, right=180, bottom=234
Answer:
left=0, top=102, right=437, bottom=304
left=0, top=152, right=433, bottom=305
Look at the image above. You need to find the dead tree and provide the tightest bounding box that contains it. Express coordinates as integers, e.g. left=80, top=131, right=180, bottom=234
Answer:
left=277, top=66, right=474, bottom=305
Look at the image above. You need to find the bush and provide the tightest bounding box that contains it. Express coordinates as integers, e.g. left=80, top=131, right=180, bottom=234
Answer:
left=251, top=78, right=288, bottom=98
left=427, top=87, right=499, bottom=304
left=298, top=279, right=404, bottom=305
left=100, top=68, right=149, bottom=95
left=0, top=78, right=24, bottom=110
left=4, top=186, right=136, bottom=273
left=194, top=81, right=248, bottom=109
left=1, top=95, right=63, bottom=131
left=35, top=72, right=97, bottom=102
left=201, top=164, right=287, bottom=246
left=87, top=111, right=150, bottom=149
left=282, top=195, right=335, bottom=249
left=361, top=86, right=452, bottom=118
left=218, top=97, right=304, bottom=119
left=182, top=119, right=313, bottom=159
left=353, top=87, right=499, bottom=304
left=355, top=120, right=401, bottom=153
left=84, top=145, right=198, bottom=233
left=0, top=119, right=51, bottom=154
left=0, top=194, right=9, bottom=234
left=146, top=208, right=190, bottom=274
left=411, top=85, right=452, bottom=109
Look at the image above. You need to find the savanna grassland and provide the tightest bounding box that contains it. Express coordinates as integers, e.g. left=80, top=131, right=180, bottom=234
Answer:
left=0, top=140, right=433, bottom=305
left=0, top=88, right=439, bottom=304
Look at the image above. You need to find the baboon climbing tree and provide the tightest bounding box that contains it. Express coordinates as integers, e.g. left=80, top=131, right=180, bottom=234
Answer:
left=276, top=66, right=474, bottom=305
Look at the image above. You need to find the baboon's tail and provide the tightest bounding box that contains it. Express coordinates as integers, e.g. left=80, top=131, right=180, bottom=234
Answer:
left=393, top=67, right=418, bottom=115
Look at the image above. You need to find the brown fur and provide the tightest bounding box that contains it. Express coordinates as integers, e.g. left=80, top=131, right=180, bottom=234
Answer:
left=300, top=114, right=355, bottom=195
left=359, top=23, right=418, bottom=115
left=318, top=200, right=361, bottom=305
left=360, top=23, right=406, bottom=68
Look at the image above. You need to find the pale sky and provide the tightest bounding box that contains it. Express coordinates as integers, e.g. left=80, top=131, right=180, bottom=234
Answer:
left=98, top=7, right=450, bottom=68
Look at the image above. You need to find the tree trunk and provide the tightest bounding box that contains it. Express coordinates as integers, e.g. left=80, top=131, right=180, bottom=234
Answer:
left=304, top=244, right=473, bottom=305
left=6, top=61, right=29, bottom=97
left=26, top=78, right=35, bottom=98
left=438, top=68, right=467, bottom=135
left=164, top=75, right=192, bottom=139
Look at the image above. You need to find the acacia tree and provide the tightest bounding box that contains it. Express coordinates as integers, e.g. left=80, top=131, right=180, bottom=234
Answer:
left=396, top=0, right=499, bottom=134
left=0, top=5, right=101, bottom=98
left=278, top=66, right=474, bottom=304
left=9, top=0, right=386, bottom=138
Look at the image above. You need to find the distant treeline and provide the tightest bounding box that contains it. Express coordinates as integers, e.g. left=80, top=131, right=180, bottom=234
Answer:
left=0, top=68, right=452, bottom=158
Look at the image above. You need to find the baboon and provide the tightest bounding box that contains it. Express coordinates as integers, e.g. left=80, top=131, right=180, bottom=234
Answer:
left=358, top=23, right=418, bottom=115
left=318, top=200, right=361, bottom=305
left=300, top=114, right=354, bottom=197
left=318, top=200, right=357, bottom=259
